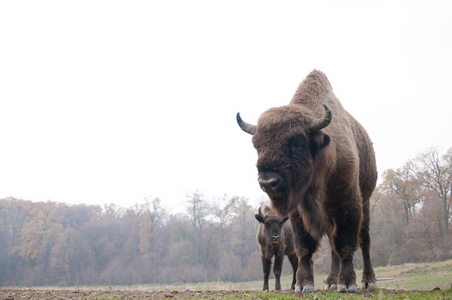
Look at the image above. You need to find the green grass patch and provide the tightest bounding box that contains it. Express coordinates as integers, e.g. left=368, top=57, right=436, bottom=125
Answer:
left=190, top=288, right=452, bottom=300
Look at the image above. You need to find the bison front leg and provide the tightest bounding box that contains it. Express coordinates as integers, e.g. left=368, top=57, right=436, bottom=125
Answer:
left=337, top=249, right=357, bottom=293
left=330, top=188, right=364, bottom=293
left=290, top=212, right=319, bottom=293
left=334, top=221, right=360, bottom=292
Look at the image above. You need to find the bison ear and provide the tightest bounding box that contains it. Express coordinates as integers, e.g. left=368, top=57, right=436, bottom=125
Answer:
left=255, top=214, right=264, bottom=223
left=282, top=217, right=289, bottom=224
left=309, top=131, right=330, bottom=157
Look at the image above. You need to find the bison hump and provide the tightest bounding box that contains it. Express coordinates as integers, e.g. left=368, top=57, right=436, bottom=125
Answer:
left=290, top=69, right=333, bottom=109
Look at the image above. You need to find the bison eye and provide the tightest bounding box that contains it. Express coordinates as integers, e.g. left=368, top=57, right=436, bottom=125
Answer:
left=265, top=223, right=270, bottom=228
left=290, top=144, right=303, bottom=156
left=288, top=135, right=306, bottom=156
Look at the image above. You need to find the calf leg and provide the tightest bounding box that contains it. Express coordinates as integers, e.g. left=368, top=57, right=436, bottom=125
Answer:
left=290, top=211, right=319, bottom=293
left=288, top=253, right=298, bottom=290
left=273, top=253, right=284, bottom=291
left=261, top=254, right=272, bottom=291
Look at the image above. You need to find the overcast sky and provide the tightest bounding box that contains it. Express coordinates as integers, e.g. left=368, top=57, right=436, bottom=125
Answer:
left=1, top=0, right=451, bottom=213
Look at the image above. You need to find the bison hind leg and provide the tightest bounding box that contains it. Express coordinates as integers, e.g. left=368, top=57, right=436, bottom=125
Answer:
left=361, top=281, right=376, bottom=290
left=324, top=283, right=338, bottom=291
left=324, top=241, right=340, bottom=291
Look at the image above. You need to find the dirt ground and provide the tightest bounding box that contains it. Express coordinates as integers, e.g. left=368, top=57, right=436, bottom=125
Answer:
left=0, top=288, right=256, bottom=299
left=0, top=288, right=270, bottom=300
left=0, top=288, right=417, bottom=300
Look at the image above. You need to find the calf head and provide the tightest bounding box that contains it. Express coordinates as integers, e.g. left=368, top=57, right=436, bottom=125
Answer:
left=238, top=105, right=331, bottom=216
left=255, top=207, right=289, bottom=245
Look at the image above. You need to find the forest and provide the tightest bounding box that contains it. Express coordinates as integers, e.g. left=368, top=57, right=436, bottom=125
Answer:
left=0, top=146, right=450, bottom=287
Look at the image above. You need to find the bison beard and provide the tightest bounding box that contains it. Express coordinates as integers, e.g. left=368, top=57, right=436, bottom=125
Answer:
left=237, top=70, right=377, bottom=293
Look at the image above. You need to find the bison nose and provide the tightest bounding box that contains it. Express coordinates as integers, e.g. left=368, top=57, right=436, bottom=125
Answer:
left=271, top=235, right=280, bottom=243
left=258, top=172, right=284, bottom=193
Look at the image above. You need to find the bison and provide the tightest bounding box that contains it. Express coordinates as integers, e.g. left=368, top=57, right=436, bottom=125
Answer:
left=255, top=205, right=298, bottom=291
left=237, top=70, right=377, bottom=293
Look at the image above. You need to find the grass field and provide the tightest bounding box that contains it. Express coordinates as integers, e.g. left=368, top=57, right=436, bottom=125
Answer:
left=145, top=258, right=452, bottom=292
left=138, top=259, right=452, bottom=299
left=1, top=259, right=452, bottom=299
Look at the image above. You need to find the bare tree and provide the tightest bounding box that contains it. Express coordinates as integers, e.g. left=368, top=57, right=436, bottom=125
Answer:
left=211, top=194, right=236, bottom=244
left=409, top=147, right=451, bottom=236
left=370, top=188, right=407, bottom=265
left=381, top=165, right=420, bottom=224
left=186, top=191, right=209, bottom=267
left=136, top=197, right=166, bottom=281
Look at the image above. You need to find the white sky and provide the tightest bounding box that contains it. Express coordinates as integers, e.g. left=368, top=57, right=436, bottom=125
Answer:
left=1, top=1, right=451, bottom=213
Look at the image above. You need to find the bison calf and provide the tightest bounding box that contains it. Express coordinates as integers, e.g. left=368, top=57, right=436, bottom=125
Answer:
left=255, top=206, right=298, bottom=291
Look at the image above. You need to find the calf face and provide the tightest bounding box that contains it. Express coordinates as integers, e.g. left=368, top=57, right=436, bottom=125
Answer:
left=255, top=207, right=289, bottom=245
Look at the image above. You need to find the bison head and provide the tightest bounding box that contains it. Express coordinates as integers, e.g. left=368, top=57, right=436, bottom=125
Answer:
left=238, top=105, right=332, bottom=216
left=255, top=207, right=289, bottom=245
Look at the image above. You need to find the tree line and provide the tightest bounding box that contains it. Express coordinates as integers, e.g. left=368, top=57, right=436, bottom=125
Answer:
left=0, top=194, right=263, bottom=286
left=0, top=146, right=450, bottom=287
left=370, top=147, right=451, bottom=266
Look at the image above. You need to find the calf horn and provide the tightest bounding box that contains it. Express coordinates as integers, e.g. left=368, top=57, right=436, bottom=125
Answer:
left=236, top=113, right=257, bottom=135
left=307, top=104, right=332, bottom=132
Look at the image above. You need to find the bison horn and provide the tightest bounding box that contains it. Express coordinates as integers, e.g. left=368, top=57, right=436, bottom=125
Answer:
left=258, top=206, right=266, bottom=219
left=236, top=113, right=257, bottom=135
left=307, top=104, right=332, bottom=132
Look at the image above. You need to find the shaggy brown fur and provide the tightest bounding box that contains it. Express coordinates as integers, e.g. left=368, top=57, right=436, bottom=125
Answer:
left=237, top=70, right=377, bottom=293
left=255, top=206, right=298, bottom=291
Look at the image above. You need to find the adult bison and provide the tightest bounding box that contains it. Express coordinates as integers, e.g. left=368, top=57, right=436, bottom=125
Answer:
left=255, top=206, right=298, bottom=291
left=237, top=70, right=377, bottom=293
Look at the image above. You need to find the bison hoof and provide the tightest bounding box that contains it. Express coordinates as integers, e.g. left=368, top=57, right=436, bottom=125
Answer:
left=361, top=282, right=376, bottom=290
left=301, top=284, right=314, bottom=293
left=338, top=284, right=357, bottom=293
left=324, top=284, right=337, bottom=290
